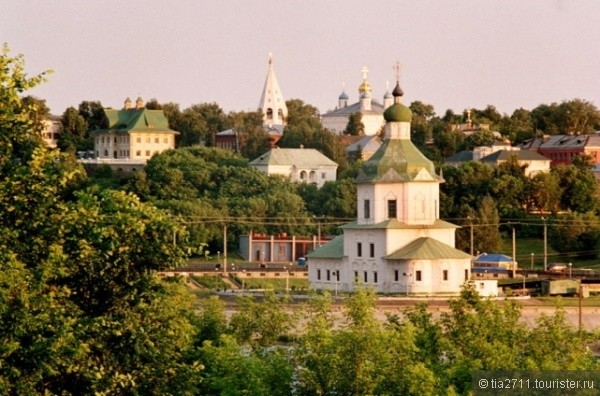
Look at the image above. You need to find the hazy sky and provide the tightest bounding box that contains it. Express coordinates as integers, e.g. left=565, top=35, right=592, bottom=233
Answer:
left=2, top=1, right=599, bottom=117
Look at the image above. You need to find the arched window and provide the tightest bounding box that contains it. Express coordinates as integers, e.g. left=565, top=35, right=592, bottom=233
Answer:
left=309, top=171, right=316, bottom=181
left=104, top=149, right=108, bottom=156
left=300, top=171, right=307, bottom=180
left=266, top=108, right=273, bottom=120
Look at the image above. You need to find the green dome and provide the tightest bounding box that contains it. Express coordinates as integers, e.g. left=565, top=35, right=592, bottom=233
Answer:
left=384, top=103, right=412, bottom=123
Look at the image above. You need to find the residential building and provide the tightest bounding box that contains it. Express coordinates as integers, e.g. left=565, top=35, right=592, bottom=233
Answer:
left=344, top=135, right=382, bottom=161
left=321, top=67, right=391, bottom=136
left=87, top=97, right=178, bottom=172
left=249, top=147, right=338, bottom=188
left=41, top=115, right=61, bottom=148
left=308, top=80, right=472, bottom=295
left=519, top=134, right=600, bottom=166
left=445, top=144, right=551, bottom=177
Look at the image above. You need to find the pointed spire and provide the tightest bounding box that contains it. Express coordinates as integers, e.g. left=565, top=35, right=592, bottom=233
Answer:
left=259, top=53, right=287, bottom=126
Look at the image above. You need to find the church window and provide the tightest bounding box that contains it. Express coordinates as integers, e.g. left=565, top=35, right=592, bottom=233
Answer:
left=416, top=270, right=422, bottom=281
left=266, top=108, right=273, bottom=119
left=321, top=172, right=326, bottom=179
left=369, top=243, right=375, bottom=258
left=354, top=271, right=359, bottom=282
left=145, top=150, right=150, bottom=156
left=363, top=271, right=368, bottom=283
left=104, top=149, right=108, bottom=156
left=387, top=199, right=397, bottom=218
left=278, top=109, right=284, bottom=120
left=394, top=270, right=399, bottom=282
left=443, top=270, right=448, bottom=281
left=300, top=171, right=307, bottom=180
left=137, top=137, right=141, bottom=143
left=136, top=150, right=141, bottom=157
left=373, top=271, right=378, bottom=283
left=364, top=199, right=370, bottom=219
left=465, top=269, right=469, bottom=281
left=317, top=269, right=321, bottom=280
left=336, top=270, right=340, bottom=281
left=326, top=270, right=331, bottom=281
left=357, top=243, right=362, bottom=257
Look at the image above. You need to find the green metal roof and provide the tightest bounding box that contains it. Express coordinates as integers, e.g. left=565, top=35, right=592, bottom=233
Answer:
left=249, top=148, right=338, bottom=168
left=306, top=235, right=344, bottom=259
left=383, top=102, right=412, bottom=123
left=386, top=237, right=472, bottom=260
left=355, top=139, right=438, bottom=183
left=341, top=219, right=460, bottom=230
left=94, top=108, right=177, bottom=134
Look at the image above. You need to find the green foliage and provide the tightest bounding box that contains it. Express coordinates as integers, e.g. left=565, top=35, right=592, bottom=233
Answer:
left=0, top=44, right=50, bottom=166
left=229, top=292, right=295, bottom=348
left=345, top=111, right=365, bottom=136
left=548, top=212, right=600, bottom=258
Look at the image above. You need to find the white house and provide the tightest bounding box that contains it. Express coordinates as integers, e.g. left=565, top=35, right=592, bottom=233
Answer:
left=249, top=147, right=338, bottom=188
left=308, top=81, right=472, bottom=295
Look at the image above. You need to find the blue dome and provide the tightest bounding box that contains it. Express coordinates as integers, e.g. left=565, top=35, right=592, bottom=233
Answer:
left=339, top=91, right=349, bottom=100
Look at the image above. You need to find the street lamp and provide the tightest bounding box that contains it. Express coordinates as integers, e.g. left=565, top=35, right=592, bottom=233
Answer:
left=217, top=251, right=220, bottom=266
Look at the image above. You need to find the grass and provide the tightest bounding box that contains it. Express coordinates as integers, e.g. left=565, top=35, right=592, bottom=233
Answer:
left=499, top=237, right=600, bottom=270
left=240, top=278, right=310, bottom=293
left=190, top=275, right=228, bottom=290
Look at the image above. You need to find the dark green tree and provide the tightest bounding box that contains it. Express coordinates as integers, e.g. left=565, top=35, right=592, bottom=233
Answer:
left=345, top=111, right=365, bottom=136
left=59, top=106, right=89, bottom=152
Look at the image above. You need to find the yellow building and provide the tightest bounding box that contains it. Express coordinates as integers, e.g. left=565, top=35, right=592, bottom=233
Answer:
left=90, top=97, right=178, bottom=171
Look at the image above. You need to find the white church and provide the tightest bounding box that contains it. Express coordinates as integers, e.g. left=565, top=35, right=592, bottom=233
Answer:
left=307, top=80, right=472, bottom=295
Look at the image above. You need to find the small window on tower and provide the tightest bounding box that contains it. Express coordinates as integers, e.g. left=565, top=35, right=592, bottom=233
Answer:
left=266, top=108, right=273, bottom=119
left=364, top=199, right=370, bottom=219
left=387, top=199, right=397, bottom=219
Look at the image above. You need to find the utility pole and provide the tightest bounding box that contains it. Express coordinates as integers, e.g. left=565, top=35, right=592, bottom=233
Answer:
left=579, top=284, right=583, bottom=332
left=542, top=217, right=548, bottom=271
left=468, top=216, right=474, bottom=257
left=512, top=224, right=517, bottom=278
left=223, top=223, right=228, bottom=274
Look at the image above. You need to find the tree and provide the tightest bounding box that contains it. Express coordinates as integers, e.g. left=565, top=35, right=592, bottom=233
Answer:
left=345, top=112, right=365, bottom=136
left=553, top=164, right=600, bottom=213
left=0, top=47, right=203, bottom=394
left=458, top=129, right=496, bottom=151
left=21, top=95, right=50, bottom=127
left=0, top=44, right=50, bottom=166
left=78, top=100, right=104, bottom=131
left=59, top=106, right=89, bottom=152
left=548, top=212, right=600, bottom=258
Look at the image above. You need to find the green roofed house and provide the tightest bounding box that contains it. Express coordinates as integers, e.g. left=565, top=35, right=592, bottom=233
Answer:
left=307, top=79, right=472, bottom=295
left=88, top=97, right=178, bottom=172
left=249, top=147, right=338, bottom=188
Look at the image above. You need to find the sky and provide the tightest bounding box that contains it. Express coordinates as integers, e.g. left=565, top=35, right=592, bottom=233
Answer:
left=2, top=0, right=600, bottom=118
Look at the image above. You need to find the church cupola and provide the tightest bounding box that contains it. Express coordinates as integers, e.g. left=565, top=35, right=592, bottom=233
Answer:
left=358, top=66, right=372, bottom=111
left=338, top=83, right=349, bottom=108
